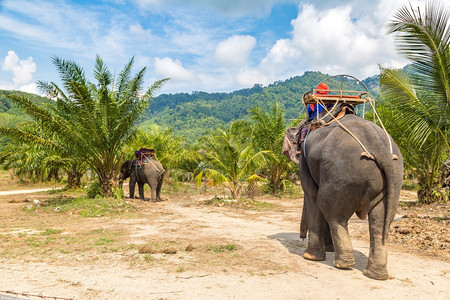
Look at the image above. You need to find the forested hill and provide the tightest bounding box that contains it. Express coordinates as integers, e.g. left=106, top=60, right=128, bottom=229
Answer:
left=0, top=71, right=380, bottom=143
left=0, top=90, right=55, bottom=127
left=144, top=71, right=380, bottom=140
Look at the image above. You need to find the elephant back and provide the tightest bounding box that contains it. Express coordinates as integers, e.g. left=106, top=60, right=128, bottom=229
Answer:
left=144, top=157, right=165, bottom=175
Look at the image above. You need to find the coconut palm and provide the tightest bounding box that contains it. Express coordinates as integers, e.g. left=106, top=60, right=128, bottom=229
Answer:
left=0, top=121, right=87, bottom=187
left=380, top=1, right=450, bottom=202
left=0, top=140, right=80, bottom=186
left=248, top=103, right=296, bottom=193
left=196, top=127, right=274, bottom=199
left=0, top=56, right=167, bottom=196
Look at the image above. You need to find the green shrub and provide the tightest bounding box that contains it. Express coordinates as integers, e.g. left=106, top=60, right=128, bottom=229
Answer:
left=87, top=181, right=102, bottom=198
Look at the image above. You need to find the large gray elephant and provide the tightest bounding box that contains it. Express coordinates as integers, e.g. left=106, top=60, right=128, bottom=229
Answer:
left=283, top=114, right=403, bottom=280
left=118, top=159, right=165, bottom=201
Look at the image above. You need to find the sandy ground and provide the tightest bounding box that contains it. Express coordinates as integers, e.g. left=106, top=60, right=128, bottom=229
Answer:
left=0, top=188, right=448, bottom=300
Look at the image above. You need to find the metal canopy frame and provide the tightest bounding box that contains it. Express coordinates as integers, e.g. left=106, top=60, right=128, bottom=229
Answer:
left=302, top=74, right=371, bottom=106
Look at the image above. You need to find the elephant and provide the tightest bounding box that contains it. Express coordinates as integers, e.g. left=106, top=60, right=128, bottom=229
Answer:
left=283, top=113, right=403, bottom=280
left=118, top=159, right=165, bottom=201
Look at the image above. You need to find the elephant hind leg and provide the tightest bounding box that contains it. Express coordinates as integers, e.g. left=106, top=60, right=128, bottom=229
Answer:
left=364, top=200, right=389, bottom=280
left=156, top=174, right=164, bottom=201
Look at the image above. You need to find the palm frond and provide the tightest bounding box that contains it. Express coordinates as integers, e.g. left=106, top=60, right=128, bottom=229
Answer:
left=379, top=66, right=446, bottom=148
left=0, top=127, right=56, bottom=149
left=387, top=1, right=450, bottom=105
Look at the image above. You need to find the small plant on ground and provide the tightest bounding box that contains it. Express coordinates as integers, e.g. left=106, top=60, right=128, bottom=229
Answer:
left=23, top=195, right=137, bottom=217
left=206, top=243, right=238, bottom=253
left=41, top=228, right=62, bottom=235
left=201, top=196, right=276, bottom=210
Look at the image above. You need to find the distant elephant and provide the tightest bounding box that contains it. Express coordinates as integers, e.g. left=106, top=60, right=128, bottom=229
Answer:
left=283, top=114, right=403, bottom=280
left=118, top=159, right=165, bottom=201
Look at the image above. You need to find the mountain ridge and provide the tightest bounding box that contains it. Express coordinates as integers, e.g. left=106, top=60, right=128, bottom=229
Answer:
left=0, top=71, right=381, bottom=142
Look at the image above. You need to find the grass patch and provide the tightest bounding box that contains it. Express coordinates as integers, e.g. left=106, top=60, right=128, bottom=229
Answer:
left=201, top=196, right=276, bottom=210
left=41, top=228, right=62, bottom=235
left=0, top=226, right=127, bottom=260
left=176, top=265, right=185, bottom=272
left=95, top=237, right=114, bottom=246
left=162, top=181, right=200, bottom=195
left=138, top=240, right=179, bottom=255
left=206, top=243, right=238, bottom=253
left=24, top=195, right=137, bottom=217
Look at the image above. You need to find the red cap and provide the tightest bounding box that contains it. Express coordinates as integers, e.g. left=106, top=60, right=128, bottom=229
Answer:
left=316, top=83, right=329, bottom=95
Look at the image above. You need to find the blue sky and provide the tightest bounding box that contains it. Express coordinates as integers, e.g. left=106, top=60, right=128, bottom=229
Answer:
left=0, top=0, right=427, bottom=95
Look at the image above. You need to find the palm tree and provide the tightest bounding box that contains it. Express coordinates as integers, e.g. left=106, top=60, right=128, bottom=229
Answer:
left=380, top=1, right=450, bottom=202
left=248, top=103, right=296, bottom=193
left=0, top=139, right=84, bottom=186
left=0, top=56, right=168, bottom=196
left=196, top=127, right=274, bottom=199
left=0, top=121, right=87, bottom=187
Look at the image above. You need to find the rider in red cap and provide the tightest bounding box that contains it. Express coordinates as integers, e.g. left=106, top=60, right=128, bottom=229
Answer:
left=307, top=82, right=329, bottom=120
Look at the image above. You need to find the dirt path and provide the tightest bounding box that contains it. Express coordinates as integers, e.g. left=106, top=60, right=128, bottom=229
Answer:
left=0, top=192, right=448, bottom=299
left=0, top=187, right=63, bottom=196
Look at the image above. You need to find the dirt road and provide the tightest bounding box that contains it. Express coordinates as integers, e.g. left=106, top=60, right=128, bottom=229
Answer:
left=0, top=187, right=62, bottom=196
left=0, top=191, right=448, bottom=299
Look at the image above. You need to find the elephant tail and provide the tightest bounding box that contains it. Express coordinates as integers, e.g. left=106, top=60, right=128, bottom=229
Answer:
left=366, top=145, right=399, bottom=244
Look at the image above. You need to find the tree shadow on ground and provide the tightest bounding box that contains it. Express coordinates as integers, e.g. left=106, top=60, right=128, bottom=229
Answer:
left=268, top=232, right=368, bottom=273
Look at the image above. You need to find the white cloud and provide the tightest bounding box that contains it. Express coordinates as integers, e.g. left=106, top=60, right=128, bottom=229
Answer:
left=215, top=35, right=256, bottom=67
left=0, top=51, right=38, bottom=94
left=154, top=57, right=198, bottom=83
left=236, top=69, right=268, bottom=87
left=129, top=23, right=152, bottom=39
left=234, top=1, right=415, bottom=88
left=0, top=0, right=432, bottom=94
left=291, top=4, right=380, bottom=72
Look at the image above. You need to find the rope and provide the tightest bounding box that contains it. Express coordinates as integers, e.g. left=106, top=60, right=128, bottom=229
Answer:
left=367, top=97, right=394, bottom=154
left=316, top=98, right=374, bottom=159
left=303, top=95, right=396, bottom=161
left=134, top=157, right=165, bottom=183
left=316, top=99, right=339, bottom=121
left=146, top=158, right=165, bottom=175
left=313, top=97, right=396, bottom=159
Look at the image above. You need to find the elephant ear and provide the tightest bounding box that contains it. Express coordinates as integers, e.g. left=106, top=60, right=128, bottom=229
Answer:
left=283, top=127, right=300, bottom=164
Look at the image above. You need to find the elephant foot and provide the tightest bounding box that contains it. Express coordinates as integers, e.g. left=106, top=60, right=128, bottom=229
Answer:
left=304, top=247, right=326, bottom=261
left=334, top=251, right=355, bottom=269
left=149, top=198, right=157, bottom=202
left=363, top=265, right=389, bottom=280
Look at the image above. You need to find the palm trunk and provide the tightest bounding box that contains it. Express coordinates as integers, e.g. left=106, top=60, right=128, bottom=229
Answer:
left=67, top=165, right=83, bottom=189
left=99, top=169, right=118, bottom=197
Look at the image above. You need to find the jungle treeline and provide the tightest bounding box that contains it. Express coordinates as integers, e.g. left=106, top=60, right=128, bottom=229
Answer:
left=0, top=1, right=448, bottom=204
left=0, top=71, right=380, bottom=143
